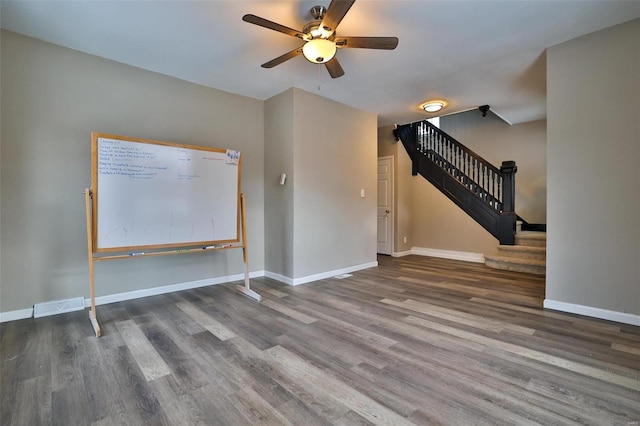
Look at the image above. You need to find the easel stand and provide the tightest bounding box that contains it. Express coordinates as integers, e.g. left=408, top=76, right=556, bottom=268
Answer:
left=236, top=194, right=262, bottom=302
left=84, top=189, right=261, bottom=337
left=84, top=188, right=101, bottom=337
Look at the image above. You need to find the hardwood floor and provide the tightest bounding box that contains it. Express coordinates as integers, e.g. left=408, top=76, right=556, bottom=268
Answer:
left=1, top=255, right=639, bottom=425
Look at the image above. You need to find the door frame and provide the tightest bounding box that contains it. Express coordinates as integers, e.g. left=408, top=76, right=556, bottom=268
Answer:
left=377, top=155, right=394, bottom=255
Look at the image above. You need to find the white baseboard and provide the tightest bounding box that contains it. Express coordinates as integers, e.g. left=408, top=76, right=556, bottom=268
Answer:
left=87, top=270, right=266, bottom=307
left=0, top=307, right=34, bottom=323
left=544, top=299, right=640, bottom=326
left=0, top=271, right=266, bottom=323
left=266, top=261, right=378, bottom=286
left=264, top=271, right=293, bottom=285
left=391, top=250, right=412, bottom=257
left=411, top=247, right=485, bottom=263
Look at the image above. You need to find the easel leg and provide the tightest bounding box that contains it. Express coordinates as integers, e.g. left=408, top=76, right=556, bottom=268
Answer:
left=235, top=193, right=261, bottom=302
left=88, top=260, right=101, bottom=337
left=85, top=188, right=102, bottom=337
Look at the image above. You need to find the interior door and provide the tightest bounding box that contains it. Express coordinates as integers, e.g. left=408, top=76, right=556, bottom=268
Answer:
left=377, top=157, right=393, bottom=255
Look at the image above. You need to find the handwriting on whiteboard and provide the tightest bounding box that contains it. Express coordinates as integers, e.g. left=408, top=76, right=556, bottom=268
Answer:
left=94, top=136, right=239, bottom=249
left=98, top=138, right=208, bottom=181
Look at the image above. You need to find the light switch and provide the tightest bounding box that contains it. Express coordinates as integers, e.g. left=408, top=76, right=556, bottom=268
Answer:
left=360, top=189, right=365, bottom=198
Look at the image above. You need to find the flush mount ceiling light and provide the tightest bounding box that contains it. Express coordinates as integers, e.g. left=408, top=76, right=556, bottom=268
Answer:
left=422, top=101, right=445, bottom=113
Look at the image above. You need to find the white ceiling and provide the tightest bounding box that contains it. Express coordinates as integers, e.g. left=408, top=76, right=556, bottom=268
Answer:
left=2, top=1, right=638, bottom=126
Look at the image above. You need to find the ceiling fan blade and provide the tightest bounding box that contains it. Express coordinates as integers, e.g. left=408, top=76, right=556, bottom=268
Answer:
left=335, top=36, right=399, bottom=50
left=320, top=0, right=356, bottom=34
left=242, top=14, right=306, bottom=39
left=325, top=57, right=345, bottom=79
left=261, top=47, right=304, bottom=68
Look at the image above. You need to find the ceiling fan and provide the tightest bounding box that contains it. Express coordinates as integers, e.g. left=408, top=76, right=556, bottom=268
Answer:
left=242, top=0, right=399, bottom=79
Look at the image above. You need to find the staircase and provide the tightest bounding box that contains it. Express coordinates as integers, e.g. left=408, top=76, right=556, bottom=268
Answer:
left=395, top=120, right=518, bottom=245
left=395, top=119, right=547, bottom=273
left=484, top=230, right=546, bottom=276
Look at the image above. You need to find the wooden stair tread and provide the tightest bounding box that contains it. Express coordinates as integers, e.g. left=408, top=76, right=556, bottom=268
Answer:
left=496, top=245, right=546, bottom=260
left=498, top=245, right=546, bottom=253
left=516, top=231, right=547, bottom=239
left=484, top=254, right=546, bottom=267
left=484, top=254, right=546, bottom=276
left=515, top=231, right=547, bottom=248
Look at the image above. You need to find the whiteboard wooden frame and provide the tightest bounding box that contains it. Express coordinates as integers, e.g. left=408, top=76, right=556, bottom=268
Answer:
left=91, top=132, right=241, bottom=253
left=85, top=133, right=261, bottom=337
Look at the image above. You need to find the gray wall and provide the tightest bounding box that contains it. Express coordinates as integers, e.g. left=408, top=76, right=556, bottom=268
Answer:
left=265, top=88, right=378, bottom=280
left=292, top=88, right=377, bottom=278
left=410, top=174, right=498, bottom=255
left=547, top=19, right=640, bottom=315
left=264, top=90, right=294, bottom=278
left=1, top=31, right=265, bottom=313
left=0, top=31, right=3, bottom=297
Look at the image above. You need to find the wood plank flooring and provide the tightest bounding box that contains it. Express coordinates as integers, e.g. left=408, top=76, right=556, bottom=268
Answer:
left=1, top=255, right=639, bottom=425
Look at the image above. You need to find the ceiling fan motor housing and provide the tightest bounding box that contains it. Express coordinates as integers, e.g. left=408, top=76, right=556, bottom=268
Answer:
left=303, top=21, right=334, bottom=41
left=310, top=5, right=326, bottom=20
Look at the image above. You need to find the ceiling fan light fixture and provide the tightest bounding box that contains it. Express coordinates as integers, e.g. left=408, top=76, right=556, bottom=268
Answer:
left=308, top=25, right=332, bottom=39
left=422, top=101, right=445, bottom=113
left=303, top=38, right=337, bottom=64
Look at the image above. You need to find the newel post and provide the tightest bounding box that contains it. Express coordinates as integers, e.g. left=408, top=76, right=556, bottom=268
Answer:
left=498, top=160, right=517, bottom=245
left=393, top=123, right=419, bottom=175
left=501, top=160, right=517, bottom=214
left=411, top=123, right=419, bottom=175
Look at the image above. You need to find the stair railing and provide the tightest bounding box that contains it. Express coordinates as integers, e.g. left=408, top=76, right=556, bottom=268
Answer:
left=395, top=120, right=517, bottom=244
left=416, top=121, right=516, bottom=213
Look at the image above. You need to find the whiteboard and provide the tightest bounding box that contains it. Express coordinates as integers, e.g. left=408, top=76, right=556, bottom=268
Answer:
left=91, top=133, right=241, bottom=252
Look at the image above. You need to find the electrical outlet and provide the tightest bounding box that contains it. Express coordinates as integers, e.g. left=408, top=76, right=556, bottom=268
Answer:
left=403, top=236, right=407, bottom=244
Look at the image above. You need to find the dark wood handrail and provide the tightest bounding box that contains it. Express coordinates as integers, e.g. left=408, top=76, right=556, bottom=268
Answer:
left=418, top=121, right=502, bottom=176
